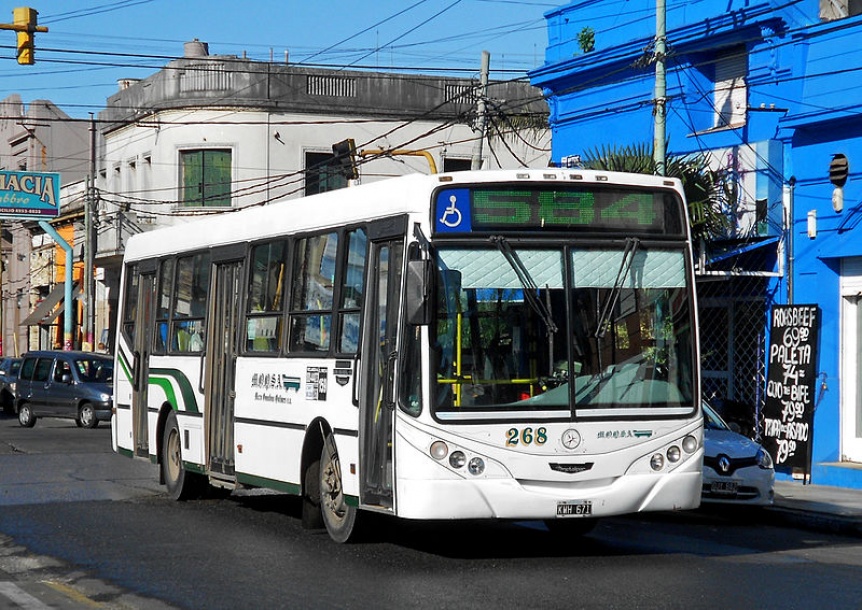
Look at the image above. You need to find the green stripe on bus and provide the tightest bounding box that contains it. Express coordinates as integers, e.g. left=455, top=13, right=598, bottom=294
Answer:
left=151, top=368, right=200, bottom=413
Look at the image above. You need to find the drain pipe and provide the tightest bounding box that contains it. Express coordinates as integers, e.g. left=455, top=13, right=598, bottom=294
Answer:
left=39, top=221, right=73, bottom=350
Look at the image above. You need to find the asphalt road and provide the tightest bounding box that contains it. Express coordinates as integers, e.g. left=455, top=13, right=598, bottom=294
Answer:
left=1, top=413, right=862, bottom=610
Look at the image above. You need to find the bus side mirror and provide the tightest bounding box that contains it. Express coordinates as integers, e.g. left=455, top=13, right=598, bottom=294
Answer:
left=405, top=260, right=433, bottom=326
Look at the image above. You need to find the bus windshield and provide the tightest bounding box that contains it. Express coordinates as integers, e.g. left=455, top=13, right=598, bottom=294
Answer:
left=432, top=243, right=695, bottom=421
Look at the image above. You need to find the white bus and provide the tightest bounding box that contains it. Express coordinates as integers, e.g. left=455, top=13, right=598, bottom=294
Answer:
left=113, top=169, right=703, bottom=542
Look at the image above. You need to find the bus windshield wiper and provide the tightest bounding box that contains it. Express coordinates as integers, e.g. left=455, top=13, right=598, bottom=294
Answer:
left=594, top=237, right=640, bottom=339
left=490, top=236, right=558, bottom=336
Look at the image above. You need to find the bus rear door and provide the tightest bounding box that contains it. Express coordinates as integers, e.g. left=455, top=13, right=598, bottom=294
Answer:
left=204, top=249, right=244, bottom=483
left=132, top=264, right=157, bottom=458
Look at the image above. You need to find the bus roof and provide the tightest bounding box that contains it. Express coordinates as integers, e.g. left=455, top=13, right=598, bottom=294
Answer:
left=122, top=168, right=684, bottom=262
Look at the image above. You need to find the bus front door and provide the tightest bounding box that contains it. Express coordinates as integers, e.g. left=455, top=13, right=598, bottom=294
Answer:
left=133, top=270, right=157, bottom=458
left=360, top=236, right=404, bottom=510
left=205, top=259, right=243, bottom=480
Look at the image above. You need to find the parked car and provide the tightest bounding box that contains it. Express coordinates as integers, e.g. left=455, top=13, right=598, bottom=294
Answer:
left=702, top=401, right=775, bottom=506
left=0, top=357, right=21, bottom=415
left=14, top=351, right=113, bottom=429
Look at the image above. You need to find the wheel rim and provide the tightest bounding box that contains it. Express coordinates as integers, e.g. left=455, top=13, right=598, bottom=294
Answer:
left=165, top=428, right=182, bottom=483
left=321, top=451, right=347, bottom=526
left=18, top=406, right=30, bottom=425
left=80, top=406, right=94, bottom=426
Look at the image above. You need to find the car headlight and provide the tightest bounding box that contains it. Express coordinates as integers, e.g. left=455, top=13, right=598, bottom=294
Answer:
left=100, top=393, right=111, bottom=402
left=756, top=447, right=774, bottom=470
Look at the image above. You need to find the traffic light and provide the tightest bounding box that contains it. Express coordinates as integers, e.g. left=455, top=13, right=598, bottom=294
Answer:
left=8, top=7, right=47, bottom=65
left=332, top=139, right=358, bottom=181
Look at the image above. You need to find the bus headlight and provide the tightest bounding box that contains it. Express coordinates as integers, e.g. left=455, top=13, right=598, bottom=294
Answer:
left=468, top=457, right=485, bottom=475
left=430, top=441, right=448, bottom=460
left=449, top=451, right=467, bottom=469
left=650, top=453, right=665, bottom=471
left=666, top=445, right=681, bottom=463
left=682, top=435, right=698, bottom=454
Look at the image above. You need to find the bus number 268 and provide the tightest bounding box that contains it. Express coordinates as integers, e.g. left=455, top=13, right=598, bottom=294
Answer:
left=506, top=427, right=547, bottom=447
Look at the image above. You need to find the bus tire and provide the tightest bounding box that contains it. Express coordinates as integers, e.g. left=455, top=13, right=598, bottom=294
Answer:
left=319, top=435, right=358, bottom=543
left=162, top=410, right=203, bottom=501
left=302, top=457, right=324, bottom=530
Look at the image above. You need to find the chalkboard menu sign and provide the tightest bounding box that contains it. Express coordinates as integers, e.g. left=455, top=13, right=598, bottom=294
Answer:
left=762, top=305, right=820, bottom=475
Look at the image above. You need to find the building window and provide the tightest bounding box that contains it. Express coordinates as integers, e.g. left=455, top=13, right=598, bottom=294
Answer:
left=443, top=157, right=472, bottom=173
left=714, top=49, right=747, bottom=129
left=821, top=0, right=862, bottom=20
left=305, top=152, right=347, bottom=196
left=180, top=149, right=232, bottom=207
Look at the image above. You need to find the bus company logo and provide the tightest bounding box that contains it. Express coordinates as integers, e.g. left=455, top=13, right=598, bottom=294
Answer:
left=597, top=429, right=653, bottom=440
left=250, top=373, right=301, bottom=393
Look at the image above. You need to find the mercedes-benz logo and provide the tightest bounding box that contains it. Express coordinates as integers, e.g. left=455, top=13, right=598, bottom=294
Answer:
left=561, top=428, right=581, bottom=450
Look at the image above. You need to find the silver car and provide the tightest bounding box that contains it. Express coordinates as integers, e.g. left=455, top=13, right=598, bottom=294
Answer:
left=14, top=351, right=113, bottom=429
left=702, top=402, right=775, bottom=505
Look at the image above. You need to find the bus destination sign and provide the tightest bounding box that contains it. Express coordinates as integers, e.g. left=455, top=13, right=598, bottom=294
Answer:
left=434, top=186, right=679, bottom=235
left=0, top=170, right=61, bottom=219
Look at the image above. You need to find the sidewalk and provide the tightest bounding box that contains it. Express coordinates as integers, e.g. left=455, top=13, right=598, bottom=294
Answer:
left=768, top=480, right=862, bottom=538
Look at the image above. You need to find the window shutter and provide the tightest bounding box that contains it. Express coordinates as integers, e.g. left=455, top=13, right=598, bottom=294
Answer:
left=714, top=51, right=747, bottom=128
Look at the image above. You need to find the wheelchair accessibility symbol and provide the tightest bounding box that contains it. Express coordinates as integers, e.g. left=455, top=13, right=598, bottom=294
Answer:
left=439, top=195, right=462, bottom=228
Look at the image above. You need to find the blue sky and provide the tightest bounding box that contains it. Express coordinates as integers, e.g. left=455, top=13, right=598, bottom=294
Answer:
left=1, top=0, right=559, bottom=117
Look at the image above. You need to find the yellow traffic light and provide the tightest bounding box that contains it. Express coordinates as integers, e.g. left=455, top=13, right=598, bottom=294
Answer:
left=13, top=7, right=36, bottom=65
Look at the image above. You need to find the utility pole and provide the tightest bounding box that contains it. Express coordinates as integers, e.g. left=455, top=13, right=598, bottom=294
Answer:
left=471, top=51, right=490, bottom=171
left=653, top=0, right=667, bottom=176
left=83, top=114, right=96, bottom=350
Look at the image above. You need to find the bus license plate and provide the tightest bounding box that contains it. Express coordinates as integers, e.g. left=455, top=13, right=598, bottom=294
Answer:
left=711, top=481, right=738, bottom=495
left=556, top=500, right=593, bottom=518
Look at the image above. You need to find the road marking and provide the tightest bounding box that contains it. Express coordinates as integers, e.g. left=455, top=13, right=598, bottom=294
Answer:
left=43, top=580, right=104, bottom=607
left=0, top=581, right=52, bottom=609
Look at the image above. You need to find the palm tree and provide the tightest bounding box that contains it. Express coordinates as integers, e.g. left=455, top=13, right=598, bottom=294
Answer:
left=581, top=143, right=735, bottom=246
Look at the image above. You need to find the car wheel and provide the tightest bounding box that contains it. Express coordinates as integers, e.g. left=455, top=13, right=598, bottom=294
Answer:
left=77, top=403, right=99, bottom=429
left=17, top=403, right=36, bottom=428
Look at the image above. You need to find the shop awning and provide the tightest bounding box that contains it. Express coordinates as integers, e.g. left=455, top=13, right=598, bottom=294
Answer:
left=20, top=283, right=80, bottom=326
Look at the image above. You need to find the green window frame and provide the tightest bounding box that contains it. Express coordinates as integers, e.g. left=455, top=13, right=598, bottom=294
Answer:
left=180, top=149, right=232, bottom=207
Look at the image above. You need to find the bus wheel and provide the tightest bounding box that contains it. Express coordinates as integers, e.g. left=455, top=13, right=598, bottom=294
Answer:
left=319, top=435, right=357, bottom=543
left=302, top=456, right=324, bottom=529
left=544, top=518, right=598, bottom=537
left=17, top=403, right=36, bottom=428
left=162, top=410, right=203, bottom=501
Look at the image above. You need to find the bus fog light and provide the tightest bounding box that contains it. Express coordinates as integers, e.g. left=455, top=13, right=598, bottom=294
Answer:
left=682, top=435, right=698, bottom=454
left=467, top=457, right=485, bottom=475
left=430, top=441, right=448, bottom=460
left=650, top=453, right=665, bottom=471
left=449, top=451, right=466, bottom=469
left=666, top=445, right=681, bottom=463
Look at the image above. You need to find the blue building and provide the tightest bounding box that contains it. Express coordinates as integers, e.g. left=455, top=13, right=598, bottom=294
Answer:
left=530, top=0, right=862, bottom=488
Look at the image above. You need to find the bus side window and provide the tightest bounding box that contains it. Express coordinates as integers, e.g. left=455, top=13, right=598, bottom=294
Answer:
left=337, top=228, right=367, bottom=354
left=154, top=258, right=175, bottom=353
left=288, top=232, right=338, bottom=353
left=246, top=240, right=286, bottom=353
left=121, top=264, right=139, bottom=345
left=171, top=252, right=210, bottom=353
